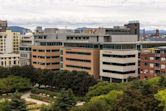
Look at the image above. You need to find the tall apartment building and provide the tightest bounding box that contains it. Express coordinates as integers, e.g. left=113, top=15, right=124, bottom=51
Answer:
left=13, top=31, right=21, bottom=53
left=31, top=41, right=63, bottom=71
left=0, top=30, right=21, bottom=54
left=20, top=32, right=34, bottom=66
left=0, top=20, right=7, bottom=32
left=61, top=42, right=100, bottom=78
left=140, top=47, right=166, bottom=80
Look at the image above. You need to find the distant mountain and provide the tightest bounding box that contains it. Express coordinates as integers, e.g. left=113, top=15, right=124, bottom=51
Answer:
left=8, top=26, right=31, bottom=34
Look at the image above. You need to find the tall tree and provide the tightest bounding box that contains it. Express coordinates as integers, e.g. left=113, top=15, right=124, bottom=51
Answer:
left=51, top=89, right=76, bottom=111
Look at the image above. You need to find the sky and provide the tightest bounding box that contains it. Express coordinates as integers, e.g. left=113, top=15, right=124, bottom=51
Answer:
left=0, top=0, right=166, bottom=29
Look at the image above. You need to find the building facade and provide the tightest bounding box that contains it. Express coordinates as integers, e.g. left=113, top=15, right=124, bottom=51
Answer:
left=61, top=42, right=100, bottom=78
left=0, top=54, right=20, bottom=67
left=140, top=47, right=166, bottom=80
left=20, top=32, right=34, bottom=66
left=0, top=30, right=21, bottom=54
left=100, top=43, right=138, bottom=82
left=31, top=41, right=63, bottom=71
left=13, top=31, right=21, bottom=53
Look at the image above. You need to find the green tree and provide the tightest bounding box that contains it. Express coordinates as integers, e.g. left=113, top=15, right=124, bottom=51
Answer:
left=52, top=70, right=97, bottom=96
left=155, top=89, right=166, bottom=111
left=0, top=76, right=31, bottom=94
left=8, top=93, right=27, bottom=111
left=159, top=76, right=166, bottom=87
left=51, top=89, right=76, bottom=111
left=113, top=82, right=163, bottom=111
left=71, top=90, right=123, bottom=111
left=86, top=81, right=126, bottom=100
left=0, top=67, right=10, bottom=78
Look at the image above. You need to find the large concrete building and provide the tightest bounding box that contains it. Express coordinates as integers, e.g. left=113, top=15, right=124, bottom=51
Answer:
left=29, top=21, right=166, bottom=82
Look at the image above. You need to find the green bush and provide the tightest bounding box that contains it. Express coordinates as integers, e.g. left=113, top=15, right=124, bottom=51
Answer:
left=31, top=88, right=58, bottom=97
left=30, top=94, right=53, bottom=102
left=0, top=76, right=32, bottom=94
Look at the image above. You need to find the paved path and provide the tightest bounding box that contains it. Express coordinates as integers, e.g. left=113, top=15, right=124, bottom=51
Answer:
left=21, top=91, right=49, bottom=105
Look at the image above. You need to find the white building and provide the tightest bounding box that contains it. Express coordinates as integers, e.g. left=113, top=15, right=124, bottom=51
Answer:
left=0, top=30, right=13, bottom=54
left=100, top=43, right=139, bottom=82
left=20, top=32, right=34, bottom=66
left=0, top=54, right=20, bottom=67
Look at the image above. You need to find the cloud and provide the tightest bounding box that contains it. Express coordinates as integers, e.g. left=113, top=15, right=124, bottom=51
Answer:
left=0, top=0, right=165, bottom=29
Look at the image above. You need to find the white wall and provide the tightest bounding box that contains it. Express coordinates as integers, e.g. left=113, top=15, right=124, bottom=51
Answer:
left=111, top=35, right=138, bottom=42
left=100, top=49, right=138, bottom=81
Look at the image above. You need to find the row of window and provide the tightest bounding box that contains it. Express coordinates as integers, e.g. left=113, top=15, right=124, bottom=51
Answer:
left=64, top=43, right=99, bottom=48
left=103, top=62, right=135, bottom=66
left=33, top=56, right=59, bottom=59
left=102, top=44, right=136, bottom=50
left=103, top=70, right=135, bottom=74
left=33, top=62, right=60, bottom=65
left=33, top=49, right=59, bottom=52
left=144, top=56, right=166, bottom=61
left=40, top=42, right=62, bottom=46
left=0, top=57, right=19, bottom=59
left=143, top=63, right=166, bottom=69
left=103, top=54, right=135, bottom=58
left=67, top=36, right=89, bottom=40
left=66, top=58, right=91, bottom=62
left=1, top=61, right=18, bottom=66
left=66, top=51, right=91, bottom=55
left=66, top=65, right=91, bottom=70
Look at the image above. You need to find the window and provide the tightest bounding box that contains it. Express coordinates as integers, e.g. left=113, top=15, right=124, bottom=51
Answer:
left=14, top=61, right=16, bottom=65
left=150, top=70, right=154, bottom=74
left=161, top=64, right=166, bottom=69
left=150, top=57, right=154, bottom=60
left=150, top=63, right=154, bottom=68
left=66, top=58, right=91, bottom=62
left=161, top=58, right=166, bottom=61
left=144, top=63, right=148, bottom=67
left=103, top=54, right=135, bottom=58
left=46, top=50, right=51, bottom=52
left=66, top=65, right=91, bottom=70
left=103, top=62, right=135, bottom=66
left=66, top=51, right=91, bottom=55
left=103, top=70, right=135, bottom=74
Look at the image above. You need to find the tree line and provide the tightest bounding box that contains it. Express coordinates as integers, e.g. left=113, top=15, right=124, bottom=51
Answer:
left=0, top=65, right=97, bottom=96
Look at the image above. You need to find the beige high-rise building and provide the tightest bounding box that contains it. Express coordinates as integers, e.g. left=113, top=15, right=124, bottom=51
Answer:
left=0, top=30, right=21, bottom=54
left=13, top=32, right=21, bottom=53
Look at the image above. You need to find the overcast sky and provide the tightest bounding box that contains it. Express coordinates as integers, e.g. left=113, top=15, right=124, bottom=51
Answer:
left=0, top=0, right=166, bottom=29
